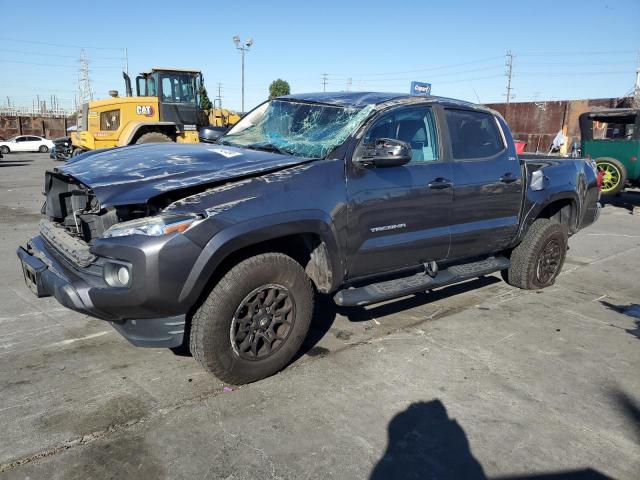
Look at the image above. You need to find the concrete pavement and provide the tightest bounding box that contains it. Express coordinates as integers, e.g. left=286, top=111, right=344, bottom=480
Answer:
left=0, top=153, right=638, bottom=479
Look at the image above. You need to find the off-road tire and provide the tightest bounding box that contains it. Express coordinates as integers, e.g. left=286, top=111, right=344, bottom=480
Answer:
left=38, top=145, right=49, bottom=153
left=190, top=253, right=314, bottom=384
left=502, top=219, right=568, bottom=290
left=135, top=132, right=173, bottom=144
left=71, top=148, right=84, bottom=157
left=0, top=146, right=9, bottom=154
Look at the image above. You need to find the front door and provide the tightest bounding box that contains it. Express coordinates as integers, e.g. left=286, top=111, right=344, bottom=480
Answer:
left=444, top=108, right=523, bottom=260
left=346, top=105, right=453, bottom=279
left=158, top=72, right=202, bottom=130
left=13, top=136, right=28, bottom=151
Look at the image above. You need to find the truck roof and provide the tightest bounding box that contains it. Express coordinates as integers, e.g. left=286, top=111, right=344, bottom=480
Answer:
left=280, top=91, right=487, bottom=110
left=143, top=67, right=202, bottom=75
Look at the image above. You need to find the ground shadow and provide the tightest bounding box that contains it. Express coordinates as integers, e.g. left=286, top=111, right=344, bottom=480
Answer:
left=610, top=388, right=640, bottom=443
left=600, top=190, right=640, bottom=214
left=0, top=161, right=33, bottom=167
left=599, top=301, right=640, bottom=340
left=297, top=276, right=501, bottom=358
left=371, top=400, right=612, bottom=480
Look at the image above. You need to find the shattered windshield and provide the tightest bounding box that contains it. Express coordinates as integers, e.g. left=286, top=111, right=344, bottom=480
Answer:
left=220, top=99, right=374, bottom=158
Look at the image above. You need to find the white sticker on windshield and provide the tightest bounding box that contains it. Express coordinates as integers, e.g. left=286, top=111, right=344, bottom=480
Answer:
left=207, top=148, right=242, bottom=158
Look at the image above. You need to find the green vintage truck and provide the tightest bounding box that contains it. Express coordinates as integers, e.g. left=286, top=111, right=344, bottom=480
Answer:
left=580, top=108, right=640, bottom=195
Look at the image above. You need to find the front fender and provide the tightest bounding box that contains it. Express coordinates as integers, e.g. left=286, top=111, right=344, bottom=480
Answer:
left=178, top=210, right=343, bottom=304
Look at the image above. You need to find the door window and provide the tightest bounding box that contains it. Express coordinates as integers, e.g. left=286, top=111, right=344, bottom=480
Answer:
left=160, top=73, right=196, bottom=103
left=27, top=136, right=41, bottom=141
left=445, top=109, right=504, bottom=160
left=15, top=136, right=27, bottom=142
left=361, top=106, right=439, bottom=163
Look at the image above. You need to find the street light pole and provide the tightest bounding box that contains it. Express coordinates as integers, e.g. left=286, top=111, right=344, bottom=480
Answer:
left=233, top=36, right=253, bottom=114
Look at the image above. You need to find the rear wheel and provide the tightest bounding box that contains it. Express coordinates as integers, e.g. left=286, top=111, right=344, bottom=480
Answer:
left=596, top=157, right=627, bottom=195
left=39, top=145, right=49, bottom=153
left=135, top=131, right=173, bottom=144
left=190, top=253, right=314, bottom=384
left=503, top=219, right=568, bottom=290
left=0, top=146, right=9, bottom=154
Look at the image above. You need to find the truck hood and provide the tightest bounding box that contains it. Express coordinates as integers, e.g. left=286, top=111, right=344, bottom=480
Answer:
left=59, top=143, right=310, bottom=207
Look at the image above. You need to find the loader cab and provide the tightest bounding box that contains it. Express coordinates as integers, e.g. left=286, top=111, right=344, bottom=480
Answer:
left=135, top=68, right=206, bottom=129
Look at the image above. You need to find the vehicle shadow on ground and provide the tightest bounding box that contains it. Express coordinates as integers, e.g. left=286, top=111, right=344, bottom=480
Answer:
left=370, top=399, right=611, bottom=480
left=611, top=388, right=640, bottom=444
left=0, top=160, right=33, bottom=167
left=298, top=276, right=501, bottom=359
left=599, top=301, right=640, bottom=340
left=601, top=190, right=640, bottom=214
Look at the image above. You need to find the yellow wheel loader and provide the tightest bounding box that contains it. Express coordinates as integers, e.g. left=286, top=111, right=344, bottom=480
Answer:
left=68, top=68, right=240, bottom=158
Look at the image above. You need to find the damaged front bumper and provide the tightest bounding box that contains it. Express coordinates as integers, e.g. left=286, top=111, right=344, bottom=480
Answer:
left=16, top=232, right=202, bottom=348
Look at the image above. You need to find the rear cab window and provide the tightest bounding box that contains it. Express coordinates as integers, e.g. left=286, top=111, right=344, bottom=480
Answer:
left=445, top=109, right=505, bottom=160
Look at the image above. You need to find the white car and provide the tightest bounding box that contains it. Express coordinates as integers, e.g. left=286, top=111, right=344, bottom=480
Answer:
left=0, top=135, right=54, bottom=154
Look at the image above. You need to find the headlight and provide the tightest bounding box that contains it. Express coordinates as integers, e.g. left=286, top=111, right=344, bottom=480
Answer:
left=103, top=213, right=201, bottom=238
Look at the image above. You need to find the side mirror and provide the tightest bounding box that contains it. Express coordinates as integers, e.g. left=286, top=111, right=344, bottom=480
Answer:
left=356, top=138, right=412, bottom=168
left=198, top=126, right=228, bottom=144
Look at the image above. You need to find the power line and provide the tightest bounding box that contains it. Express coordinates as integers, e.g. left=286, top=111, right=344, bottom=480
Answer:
left=327, top=55, right=505, bottom=78
left=0, top=48, right=123, bottom=60
left=0, top=59, right=123, bottom=69
left=321, top=73, right=328, bottom=92
left=0, top=36, right=124, bottom=50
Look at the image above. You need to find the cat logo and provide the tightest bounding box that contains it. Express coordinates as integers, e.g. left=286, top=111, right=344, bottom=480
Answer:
left=136, top=105, right=155, bottom=117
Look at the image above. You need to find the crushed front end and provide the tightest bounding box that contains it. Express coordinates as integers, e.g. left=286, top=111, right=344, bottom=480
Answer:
left=16, top=171, right=204, bottom=348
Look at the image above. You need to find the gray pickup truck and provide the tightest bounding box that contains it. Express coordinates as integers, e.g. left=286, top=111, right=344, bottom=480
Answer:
left=17, top=92, right=601, bottom=384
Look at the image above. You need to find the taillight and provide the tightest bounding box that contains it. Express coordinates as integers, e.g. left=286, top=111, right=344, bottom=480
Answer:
left=631, top=156, right=637, bottom=163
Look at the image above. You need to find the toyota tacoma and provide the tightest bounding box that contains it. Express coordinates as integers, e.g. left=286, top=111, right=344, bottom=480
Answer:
left=17, top=92, right=601, bottom=384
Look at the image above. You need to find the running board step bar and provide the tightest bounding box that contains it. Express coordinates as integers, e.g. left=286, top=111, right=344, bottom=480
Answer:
left=334, top=256, right=510, bottom=307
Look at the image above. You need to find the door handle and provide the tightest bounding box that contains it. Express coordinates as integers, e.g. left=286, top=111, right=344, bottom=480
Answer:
left=427, top=178, right=453, bottom=190
left=499, top=173, right=518, bottom=184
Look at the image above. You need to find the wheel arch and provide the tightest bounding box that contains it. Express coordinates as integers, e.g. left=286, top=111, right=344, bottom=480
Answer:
left=179, top=211, right=343, bottom=308
left=516, top=192, right=580, bottom=245
left=117, top=122, right=178, bottom=146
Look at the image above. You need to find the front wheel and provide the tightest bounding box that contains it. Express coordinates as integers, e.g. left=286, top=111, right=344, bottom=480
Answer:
left=0, top=146, right=9, bottom=154
left=38, top=145, right=49, bottom=153
left=596, top=157, right=627, bottom=195
left=503, top=219, right=568, bottom=290
left=190, top=253, right=314, bottom=384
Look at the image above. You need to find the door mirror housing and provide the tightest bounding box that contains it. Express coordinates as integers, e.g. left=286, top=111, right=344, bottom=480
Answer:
left=356, top=138, right=412, bottom=168
left=198, top=126, right=227, bottom=143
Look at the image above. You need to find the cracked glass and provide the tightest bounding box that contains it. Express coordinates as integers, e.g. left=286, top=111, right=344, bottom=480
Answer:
left=221, top=100, right=374, bottom=158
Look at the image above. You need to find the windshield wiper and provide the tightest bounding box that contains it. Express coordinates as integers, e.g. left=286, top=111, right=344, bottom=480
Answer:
left=245, top=143, right=293, bottom=156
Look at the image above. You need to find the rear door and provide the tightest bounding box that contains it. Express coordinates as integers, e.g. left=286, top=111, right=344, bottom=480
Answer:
left=444, top=108, right=523, bottom=260
left=345, top=104, right=453, bottom=279
left=26, top=136, right=42, bottom=151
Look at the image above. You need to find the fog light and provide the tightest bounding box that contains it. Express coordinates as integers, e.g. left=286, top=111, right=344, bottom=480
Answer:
left=104, top=262, right=132, bottom=288
left=117, top=266, right=130, bottom=286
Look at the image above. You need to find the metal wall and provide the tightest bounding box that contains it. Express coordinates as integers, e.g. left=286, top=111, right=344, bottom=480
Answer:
left=0, top=115, right=70, bottom=141
left=486, top=97, right=632, bottom=153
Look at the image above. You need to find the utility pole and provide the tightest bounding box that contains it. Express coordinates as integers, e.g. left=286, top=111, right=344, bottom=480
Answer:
left=321, top=73, right=328, bottom=92
left=505, top=50, right=515, bottom=105
left=217, top=82, right=223, bottom=108
left=633, top=49, right=640, bottom=108
left=346, top=77, right=352, bottom=92
left=233, top=36, right=253, bottom=114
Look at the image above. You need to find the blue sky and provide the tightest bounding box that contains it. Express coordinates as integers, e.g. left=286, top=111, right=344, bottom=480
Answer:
left=0, top=0, right=639, bottom=112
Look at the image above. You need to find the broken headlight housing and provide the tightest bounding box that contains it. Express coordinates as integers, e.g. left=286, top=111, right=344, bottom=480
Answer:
left=103, top=213, right=201, bottom=238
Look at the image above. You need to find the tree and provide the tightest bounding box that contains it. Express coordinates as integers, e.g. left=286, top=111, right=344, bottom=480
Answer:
left=269, top=79, right=291, bottom=99
left=199, top=85, right=213, bottom=110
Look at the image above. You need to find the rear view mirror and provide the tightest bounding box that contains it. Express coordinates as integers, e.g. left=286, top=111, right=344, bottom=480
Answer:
left=357, top=138, right=412, bottom=168
left=198, top=126, right=228, bottom=144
